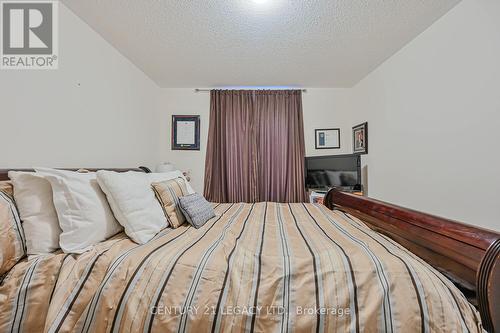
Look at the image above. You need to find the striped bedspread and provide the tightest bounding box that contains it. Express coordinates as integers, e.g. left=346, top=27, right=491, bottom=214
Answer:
left=0, top=203, right=483, bottom=332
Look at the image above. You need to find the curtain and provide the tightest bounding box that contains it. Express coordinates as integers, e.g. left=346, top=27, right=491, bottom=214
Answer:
left=204, top=90, right=306, bottom=203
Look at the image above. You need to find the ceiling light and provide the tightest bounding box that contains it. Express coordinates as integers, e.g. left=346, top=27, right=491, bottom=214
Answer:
left=245, top=0, right=282, bottom=13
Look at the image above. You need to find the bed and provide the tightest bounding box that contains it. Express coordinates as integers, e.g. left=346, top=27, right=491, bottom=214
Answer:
left=0, top=168, right=498, bottom=333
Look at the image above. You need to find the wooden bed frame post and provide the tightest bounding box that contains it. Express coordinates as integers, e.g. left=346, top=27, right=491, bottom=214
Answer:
left=324, top=189, right=499, bottom=332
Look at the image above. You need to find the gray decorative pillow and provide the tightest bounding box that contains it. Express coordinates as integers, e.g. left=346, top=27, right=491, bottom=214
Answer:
left=179, top=193, right=216, bottom=229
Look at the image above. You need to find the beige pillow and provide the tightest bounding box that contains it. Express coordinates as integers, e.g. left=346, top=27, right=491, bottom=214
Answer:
left=152, top=177, right=189, bottom=228
left=8, top=171, right=62, bottom=255
left=0, top=181, right=26, bottom=275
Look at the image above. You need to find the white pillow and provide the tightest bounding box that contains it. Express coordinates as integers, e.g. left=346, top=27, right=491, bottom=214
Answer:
left=96, top=170, right=193, bottom=244
left=8, top=171, right=62, bottom=255
left=34, top=168, right=122, bottom=254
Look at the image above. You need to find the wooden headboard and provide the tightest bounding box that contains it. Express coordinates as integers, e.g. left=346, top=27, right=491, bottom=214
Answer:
left=0, top=166, right=152, bottom=181
left=324, top=189, right=499, bottom=332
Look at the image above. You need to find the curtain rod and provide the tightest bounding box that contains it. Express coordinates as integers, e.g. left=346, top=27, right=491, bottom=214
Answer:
left=194, top=88, right=307, bottom=93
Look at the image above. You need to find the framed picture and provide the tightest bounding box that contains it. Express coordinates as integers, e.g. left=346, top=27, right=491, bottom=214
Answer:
left=315, top=128, right=340, bottom=149
left=352, top=122, right=368, bottom=154
left=172, top=115, right=200, bottom=150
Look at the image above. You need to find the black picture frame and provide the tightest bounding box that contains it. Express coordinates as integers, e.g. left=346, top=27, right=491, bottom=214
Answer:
left=352, top=122, right=368, bottom=154
left=314, top=128, right=341, bottom=149
left=172, top=115, right=200, bottom=150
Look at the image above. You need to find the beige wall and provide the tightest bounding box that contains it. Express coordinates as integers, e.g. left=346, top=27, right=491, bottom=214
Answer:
left=155, top=88, right=354, bottom=192
left=0, top=4, right=160, bottom=169
left=350, top=0, right=500, bottom=230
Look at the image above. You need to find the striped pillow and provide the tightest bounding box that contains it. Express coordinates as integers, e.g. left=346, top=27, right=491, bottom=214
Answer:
left=151, top=177, right=189, bottom=228
left=0, top=181, right=26, bottom=276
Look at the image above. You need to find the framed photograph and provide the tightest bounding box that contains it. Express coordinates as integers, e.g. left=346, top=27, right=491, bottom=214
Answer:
left=172, top=115, right=200, bottom=150
left=352, top=122, right=368, bottom=154
left=315, top=128, right=340, bottom=149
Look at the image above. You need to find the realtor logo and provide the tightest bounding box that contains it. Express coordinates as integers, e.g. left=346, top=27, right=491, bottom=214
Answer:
left=1, top=1, right=58, bottom=69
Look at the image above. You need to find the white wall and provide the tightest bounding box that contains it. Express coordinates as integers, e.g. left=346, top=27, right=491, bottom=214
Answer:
left=155, top=88, right=353, bottom=192
left=0, top=4, right=160, bottom=169
left=2, top=1, right=498, bottom=231
left=351, top=0, right=500, bottom=230
left=303, top=89, right=354, bottom=157
left=155, top=89, right=209, bottom=193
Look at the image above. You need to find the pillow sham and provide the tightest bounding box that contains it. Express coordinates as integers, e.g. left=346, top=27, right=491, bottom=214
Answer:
left=96, top=170, right=193, bottom=244
left=179, top=193, right=215, bottom=229
left=34, top=168, right=121, bottom=254
left=0, top=181, right=26, bottom=275
left=8, top=171, right=61, bottom=255
left=151, top=177, right=189, bottom=228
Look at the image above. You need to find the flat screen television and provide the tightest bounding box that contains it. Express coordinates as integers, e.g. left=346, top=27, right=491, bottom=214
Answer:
left=305, top=154, right=361, bottom=191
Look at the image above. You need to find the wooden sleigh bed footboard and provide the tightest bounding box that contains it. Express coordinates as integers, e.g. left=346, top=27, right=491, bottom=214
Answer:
left=324, top=189, right=500, bottom=333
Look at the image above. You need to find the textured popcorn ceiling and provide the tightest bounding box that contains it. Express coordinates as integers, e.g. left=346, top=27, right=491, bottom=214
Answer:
left=62, top=0, right=461, bottom=88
